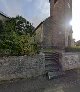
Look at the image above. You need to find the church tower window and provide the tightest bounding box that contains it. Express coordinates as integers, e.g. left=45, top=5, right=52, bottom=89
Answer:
left=54, top=0, right=58, bottom=4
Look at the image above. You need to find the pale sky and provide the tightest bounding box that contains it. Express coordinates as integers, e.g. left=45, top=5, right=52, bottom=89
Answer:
left=73, top=0, right=80, bottom=41
left=0, top=0, right=50, bottom=27
left=0, top=0, right=80, bottom=41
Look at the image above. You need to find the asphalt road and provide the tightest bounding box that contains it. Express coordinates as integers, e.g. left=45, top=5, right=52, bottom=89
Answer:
left=0, top=70, right=80, bottom=92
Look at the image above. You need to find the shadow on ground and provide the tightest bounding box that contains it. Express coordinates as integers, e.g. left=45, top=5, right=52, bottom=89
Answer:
left=0, top=69, right=80, bottom=92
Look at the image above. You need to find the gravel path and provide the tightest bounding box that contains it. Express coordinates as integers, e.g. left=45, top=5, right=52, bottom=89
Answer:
left=0, top=70, right=80, bottom=92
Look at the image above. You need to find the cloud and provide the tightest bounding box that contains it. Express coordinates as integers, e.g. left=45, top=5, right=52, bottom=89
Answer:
left=31, top=0, right=50, bottom=27
left=3, top=0, right=33, bottom=17
left=0, top=0, right=27, bottom=17
left=0, top=0, right=50, bottom=27
left=25, top=0, right=33, bottom=2
left=0, top=0, right=80, bottom=41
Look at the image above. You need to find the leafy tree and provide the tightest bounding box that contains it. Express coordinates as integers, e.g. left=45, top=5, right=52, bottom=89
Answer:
left=15, top=16, right=34, bottom=35
left=0, top=20, right=4, bottom=32
left=0, top=16, right=38, bottom=56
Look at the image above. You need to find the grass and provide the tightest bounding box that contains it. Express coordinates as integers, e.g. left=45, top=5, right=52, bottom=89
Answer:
left=65, top=46, right=80, bottom=52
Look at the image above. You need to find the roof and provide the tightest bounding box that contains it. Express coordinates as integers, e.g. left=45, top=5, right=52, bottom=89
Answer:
left=34, top=17, right=51, bottom=32
left=0, top=11, right=9, bottom=19
left=34, top=21, right=44, bottom=32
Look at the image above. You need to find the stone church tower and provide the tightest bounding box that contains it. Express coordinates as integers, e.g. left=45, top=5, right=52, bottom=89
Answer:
left=35, top=0, right=73, bottom=49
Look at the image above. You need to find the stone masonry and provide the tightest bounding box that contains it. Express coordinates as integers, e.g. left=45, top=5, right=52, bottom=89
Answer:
left=61, top=52, right=80, bottom=71
left=0, top=54, right=45, bottom=81
left=0, top=12, right=9, bottom=22
left=35, top=0, right=73, bottom=49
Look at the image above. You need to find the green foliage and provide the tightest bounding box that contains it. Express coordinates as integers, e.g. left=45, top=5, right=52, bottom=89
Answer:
left=0, top=20, right=4, bottom=32
left=15, top=16, right=34, bottom=35
left=12, top=33, right=38, bottom=55
left=65, top=46, right=80, bottom=52
left=0, top=16, right=38, bottom=56
left=4, top=18, right=16, bottom=32
left=0, top=20, right=4, bottom=40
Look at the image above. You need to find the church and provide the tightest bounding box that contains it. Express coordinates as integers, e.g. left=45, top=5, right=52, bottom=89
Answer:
left=35, top=0, right=73, bottom=49
left=0, top=11, right=9, bottom=22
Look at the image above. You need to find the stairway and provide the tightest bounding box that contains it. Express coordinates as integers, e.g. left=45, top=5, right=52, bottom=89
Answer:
left=44, top=52, right=64, bottom=79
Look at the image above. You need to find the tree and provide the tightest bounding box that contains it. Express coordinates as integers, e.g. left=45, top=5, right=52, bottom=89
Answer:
left=0, top=16, right=38, bottom=56
left=15, top=16, right=34, bottom=35
left=0, top=20, right=4, bottom=40
left=0, top=20, right=4, bottom=32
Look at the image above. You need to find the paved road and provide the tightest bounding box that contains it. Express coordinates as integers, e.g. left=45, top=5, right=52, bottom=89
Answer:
left=0, top=70, right=80, bottom=92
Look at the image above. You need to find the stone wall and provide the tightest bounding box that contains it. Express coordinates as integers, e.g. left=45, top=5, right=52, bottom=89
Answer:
left=0, top=54, right=45, bottom=80
left=35, top=0, right=72, bottom=49
left=35, top=23, right=44, bottom=43
left=49, top=0, right=72, bottom=48
left=0, top=14, right=8, bottom=22
left=61, top=52, right=80, bottom=71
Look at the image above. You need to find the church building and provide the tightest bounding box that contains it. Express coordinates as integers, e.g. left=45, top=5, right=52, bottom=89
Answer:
left=0, top=11, right=9, bottom=22
left=35, top=0, right=73, bottom=49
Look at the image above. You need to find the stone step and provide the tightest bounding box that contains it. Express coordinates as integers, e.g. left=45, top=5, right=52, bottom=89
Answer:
left=48, top=71, right=65, bottom=79
left=45, top=60, right=59, bottom=63
left=45, top=66, right=60, bottom=71
left=44, top=52, right=63, bottom=79
left=45, top=56, right=59, bottom=59
left=45, top=54, right=59, bottom=57
left=45, top=55, right=59, bottom=57
left=45, top=53, right=59, bottom=55
left=45, top=61, right=58, bottom=65
left=44, top=51, right=59, bottom=54
left=45, top=63, right=60, bottom=67
left=45, top=55, right=59, bottom=58
left=45, top=70, right=60, bottom=73
left=45, top=58, right=59, bottom=60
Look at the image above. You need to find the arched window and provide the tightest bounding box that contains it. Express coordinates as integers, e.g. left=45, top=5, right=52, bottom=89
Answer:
left=54, top=0, right=58, bottom=4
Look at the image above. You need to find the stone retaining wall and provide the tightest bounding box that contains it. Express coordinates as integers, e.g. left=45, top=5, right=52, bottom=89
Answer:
left=61, top=52, right=80, bottom=71
left=0, top=54, right=45, bottom=80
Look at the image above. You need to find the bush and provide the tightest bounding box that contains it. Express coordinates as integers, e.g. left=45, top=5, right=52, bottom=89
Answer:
left=0, top=32, right=39, bottom=56
left=0, top=16, right=39, bottom=56
left=65, top=46, right=80, bottom=52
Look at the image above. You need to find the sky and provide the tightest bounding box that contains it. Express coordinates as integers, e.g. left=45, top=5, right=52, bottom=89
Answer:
left=0, top=0, right=50, bottom=27
left=0, top=0, right=80, bottom=41
left=72, top=0, right=80, bottom=41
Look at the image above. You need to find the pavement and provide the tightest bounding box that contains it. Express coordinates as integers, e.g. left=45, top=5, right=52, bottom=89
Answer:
left=0, top=70, right=80, bottom=92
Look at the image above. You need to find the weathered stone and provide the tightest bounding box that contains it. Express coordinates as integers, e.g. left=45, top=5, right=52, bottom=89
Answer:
left=35, top=0, right=73, bottom=48
left=61, top=53, right=80, bottom=71
left=0, top=12, right=9, bottom=22
left=0, top=54, right=45, bottom=80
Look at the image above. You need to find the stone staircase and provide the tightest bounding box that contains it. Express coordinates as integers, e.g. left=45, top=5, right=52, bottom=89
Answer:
left=44, top=52, right=64, bottom=79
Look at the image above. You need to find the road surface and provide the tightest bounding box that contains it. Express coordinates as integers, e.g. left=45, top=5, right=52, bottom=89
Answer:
left=0, top=70, right=80, bottom=92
